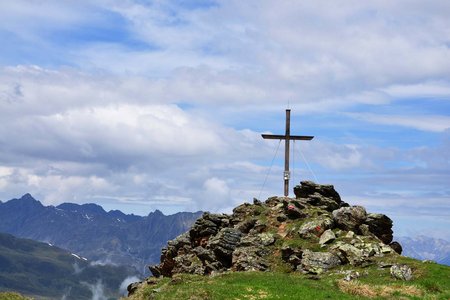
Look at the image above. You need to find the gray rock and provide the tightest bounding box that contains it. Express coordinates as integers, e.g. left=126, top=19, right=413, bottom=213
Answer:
left=189, top=213, right=222, bottom=242
left=319, top=229, right=336, bottom=245
left=342, top=270, right=360, bottom=281
left=331, top=242, right=364, bottom=265
left=253, top=198, right=262, bottom=205
left=252, top=220, right=267, bottom=233
left=300, top=250, right=341, bottom=273
left=259, top=233, right=276, bottom=246
left=358, top=224, right=371, bottom=236
left=149, top=265, right=162, bottom=277
left=232, top=247, right=270, bottom=271
left=208, top=228, right=242, bottom=267
left=306, top=193, right=341, bottom=211
left=193, top=246, right=215, bottom=263
left=365, top=213, right=393, bottom=244
left=172, top=254, right=205, bottom=275
left=390, top=264, right=413, bottom=281
left=281, top=245, right=303, bottom=269
left=345, top=231, right=355, bottom=238
left=332, top=206, right=367, bottom=232
left=389, top=241, right=402, bottom=254
left=265, top=196, right=285, bottom=207
left=285, top=202, right=308, bottom=219
left=294, top=181, right=342, bottom=203
left=236, top=218, right=257, bottom=233
left=127, top=281, right=141, bottom=296
left=298, top=217, right=334, bottom=238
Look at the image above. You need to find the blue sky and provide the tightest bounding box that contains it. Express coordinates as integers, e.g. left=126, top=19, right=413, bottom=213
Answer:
left=0, top=0, right=449, bottom=240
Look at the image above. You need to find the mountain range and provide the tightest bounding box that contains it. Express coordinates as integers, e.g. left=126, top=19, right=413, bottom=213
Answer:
left=0, top=231, right=137, bottom=299
left=0, top=194, right=202, bottom=275
left=396, top=235, right=450, bottom=266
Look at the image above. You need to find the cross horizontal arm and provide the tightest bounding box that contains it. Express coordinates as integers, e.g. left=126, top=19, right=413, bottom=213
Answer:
left=261, top=134, right=314, bottom=140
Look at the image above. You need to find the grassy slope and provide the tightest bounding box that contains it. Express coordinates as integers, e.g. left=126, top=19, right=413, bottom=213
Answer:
left=0, top=232, right=138, bottom=299
left=127, top=256, right=450, bottom=299
left=0, top=292, right=30, bottom=300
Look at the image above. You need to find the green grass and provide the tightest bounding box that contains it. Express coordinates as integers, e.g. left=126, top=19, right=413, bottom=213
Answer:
left=0, top=291, right=30, bottom=300
left=129, top=272, right=356, bottom=300
left=127, top=259, right=450, bottom=300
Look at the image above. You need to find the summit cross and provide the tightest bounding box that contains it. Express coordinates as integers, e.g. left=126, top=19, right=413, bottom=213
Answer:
left=262, top=109, right=314, bottom=197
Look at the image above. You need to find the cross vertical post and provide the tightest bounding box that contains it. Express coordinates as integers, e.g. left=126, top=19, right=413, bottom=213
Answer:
left=262, top=109, right=314, bottom=197
left=284, top=109, right=290, bottom=197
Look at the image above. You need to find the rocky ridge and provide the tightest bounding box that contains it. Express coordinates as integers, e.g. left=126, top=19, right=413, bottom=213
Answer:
left=134, top=181, right=406, bottom=294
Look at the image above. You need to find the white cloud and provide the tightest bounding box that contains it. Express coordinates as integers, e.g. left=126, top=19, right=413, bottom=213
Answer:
left=347, top=113, right=450, bottom=132
left=0, top=1, right=449, bottom=241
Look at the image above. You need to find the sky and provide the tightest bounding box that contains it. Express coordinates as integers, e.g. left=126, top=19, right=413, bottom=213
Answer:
left=0, top=0, right=449, bottom=240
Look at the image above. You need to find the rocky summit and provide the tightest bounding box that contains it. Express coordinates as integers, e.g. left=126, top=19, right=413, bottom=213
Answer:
left=133, top=181, right=403, bottom=292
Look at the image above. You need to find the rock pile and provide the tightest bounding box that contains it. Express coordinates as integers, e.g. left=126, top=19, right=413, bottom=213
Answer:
left=148, top=181, right=402, bottom=279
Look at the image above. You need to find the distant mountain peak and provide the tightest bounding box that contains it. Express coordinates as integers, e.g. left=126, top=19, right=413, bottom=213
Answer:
left=20, top=193, right=38, bottom=202
left=57, top=202, right=106, bottom=215
left=3, top=193, right=44, bottom=210
left=153, top=209, right=164, bottom=216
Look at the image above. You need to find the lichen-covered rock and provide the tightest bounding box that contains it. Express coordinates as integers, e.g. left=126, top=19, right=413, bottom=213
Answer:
left=259, top=233, right=276, bottom=246
left=232, top=203, right=256, bottom=224
left=298, top=217, right=334, bottom=238
left=232, top=246, right=270, bottom=271
left=264, top=196, right=285, bottom=207
left=251, top=220, right=267, bottom=233
left=365, top=213, right=393, bottom=244
left=332, top=206, right=367, bottom=232
left=192, top=246, right=215, bottom=263
left=331, top=242, right=365, bottom=265
left=342, top=270, right=361, bottom=281
left=236, top=218, right=257, bottom=233
left=390, top=264, right=413, bottom=281
left=319, top=229, right=336, bottom=245
left=300, top=250, right=341, bottom=273
left=145, top=181, right=402, bottom=284
left=172, top=254, right=204, bottom=275
left=189, top=213, right=227, bottom=243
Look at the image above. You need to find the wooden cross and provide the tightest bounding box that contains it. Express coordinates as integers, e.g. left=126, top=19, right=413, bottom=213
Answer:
left=262, top=109, right=314, bottom=197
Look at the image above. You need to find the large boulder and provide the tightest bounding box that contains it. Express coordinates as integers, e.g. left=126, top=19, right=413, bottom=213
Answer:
left=232, top=246, right=270, bottom=271
left=332, top=206, right=367, bottom=232
left=365, top=213, right=393, bottom=244
left=189, top=213, right=228, bottom=244
left=298, top=217, right=334, bottom=238
left=319, top=229, right=336, bottom=246
left=284, top=201, right=308, bottom=219
left=208, top=228, right=242, bottom=267
left=331, top=242, right=365, bottom=266
left=294, top=181, right=342, bottom=203
left=390, top=264, right=413, bottom=281
left=150, top=232, right=193, bottom=277
left=300, top=250, right=341, bottom=273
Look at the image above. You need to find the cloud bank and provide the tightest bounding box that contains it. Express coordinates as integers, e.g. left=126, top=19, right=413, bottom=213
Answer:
left=0, top=0, right=449, bottom=238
